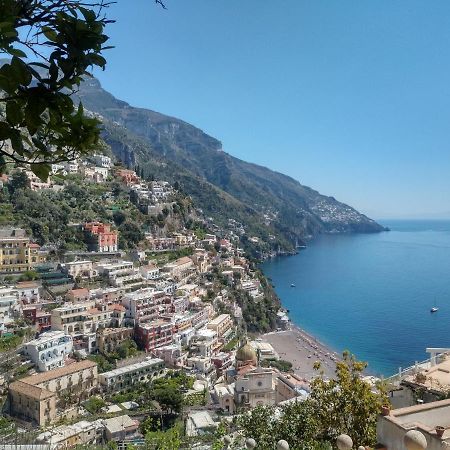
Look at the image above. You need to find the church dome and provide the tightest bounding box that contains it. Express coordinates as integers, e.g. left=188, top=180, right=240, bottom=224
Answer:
left=236, top=342, right=257, bottom=365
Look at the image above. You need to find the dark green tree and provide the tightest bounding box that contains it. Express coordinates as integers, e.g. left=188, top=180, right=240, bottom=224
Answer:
left=7, top=170, right=29, bottom=194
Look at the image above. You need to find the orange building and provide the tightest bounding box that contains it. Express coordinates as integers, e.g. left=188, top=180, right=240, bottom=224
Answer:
left=84, top=222, right=118, bottom=252
left=116, top=169, right=139, bottom=186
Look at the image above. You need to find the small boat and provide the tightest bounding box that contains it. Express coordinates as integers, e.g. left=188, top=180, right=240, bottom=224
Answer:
left=290, top=283, right=295, bottom=287
left=431, top=307, right=439, bottom=313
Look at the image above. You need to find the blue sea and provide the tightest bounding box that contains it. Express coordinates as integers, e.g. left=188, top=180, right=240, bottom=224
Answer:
left=261, top=220, right=450, bottom=377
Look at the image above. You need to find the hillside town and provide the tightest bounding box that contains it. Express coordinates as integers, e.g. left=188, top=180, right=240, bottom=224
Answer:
left=2, top=156, right=450, bottom=450
left=0, top=155, right=300, bottom=448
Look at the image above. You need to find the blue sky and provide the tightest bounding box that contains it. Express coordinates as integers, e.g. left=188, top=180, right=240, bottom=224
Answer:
left=95, top=0, right=450, bottom=219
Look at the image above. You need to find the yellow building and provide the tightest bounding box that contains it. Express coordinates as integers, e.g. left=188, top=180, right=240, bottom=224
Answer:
left=206, top=314, right=234, bottom=338
left=0, top=228, right=46, bottom=273
left=8, top=360, right=98, bottom=426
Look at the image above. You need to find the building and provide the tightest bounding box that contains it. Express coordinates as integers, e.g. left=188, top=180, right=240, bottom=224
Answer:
left=206, top=314, right=233, bottom=338
left=23, top=306, right=52, bottom=333
left=396, top=358, right=450, bottom=406
left=97, top=327, right=134, bottom=354
left=140, top=263, right=160, bottom=280
left=136, top=320, right=174, bottom=351
left=235, top=366, right=276, bottom=408
left=82, top=166, right=109, bottom=183
left=103, top=415, right=139, bottom=441
left=37, top=419, right=104, bottom=448
left=61, top=260, right=96, bottom=279
left=0, top=228, right=38, bottom=273
left=0, top=286, right=18, bottom=317
left=212, top=384, right=235, bottom=414
left=16, top=281, right=40, bottom=304
left=377, top=399, right=450, bottom=450
left=66, top=288, right=91, bottom=303
left=99, top=357, right=165, bottom=392
left=84, top=222, right=118, bottom=252
left=122, top=288, right=171, bottom=325
left=8, top=360, right=98, bottom=426
left=116, top=169, right=139, bottom=185
left=276, top=373, right=310, bottom=404
left=154, top=344, right=188, bottom=368
left=51, top=303, right=93, bottom=336
left=97, top=260, right=143, bottom=288
left=186, top=411, right=217, bottom=437
left=251, top=340, right=279, bottom=361
left=163, top=256, right=194, bottom=281
left=23, top=331, right=73, bottom=372
left=235, top=341, right=258, bottom=368
left=92, top=154, right=112, bottom=168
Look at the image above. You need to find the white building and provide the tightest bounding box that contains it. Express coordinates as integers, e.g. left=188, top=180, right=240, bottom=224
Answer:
left=97, top=261, right=143, bottom=288
left=23, top=331, right=73, bottom=372
left=0, top=286, right=18, bottom=316
left=99, top=357, right=165, bottom=392
left=140, top=263, right=160, bottom=280
left=92, top=154, right=112, bottom=168
left=61, top=260, right=96, bottom=279
left=186, top=411, right=217, bottom=437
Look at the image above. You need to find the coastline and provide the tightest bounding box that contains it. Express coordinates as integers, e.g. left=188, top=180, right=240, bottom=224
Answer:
left=262, top=324, right=340, bottom=380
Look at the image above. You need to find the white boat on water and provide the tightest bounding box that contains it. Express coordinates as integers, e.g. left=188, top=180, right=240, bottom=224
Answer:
left=431, top=307, right=439, bottom=313
left=290, top=283, right=295, bottom=287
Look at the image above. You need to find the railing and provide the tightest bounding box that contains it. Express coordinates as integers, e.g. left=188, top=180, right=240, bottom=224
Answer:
left=230, top=430, right=431, bottom=450
left=385, top=353, right=450, bottom=384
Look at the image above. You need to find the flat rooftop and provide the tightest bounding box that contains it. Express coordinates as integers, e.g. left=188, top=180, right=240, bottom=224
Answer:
left=101, top=358, right=164, bottom=379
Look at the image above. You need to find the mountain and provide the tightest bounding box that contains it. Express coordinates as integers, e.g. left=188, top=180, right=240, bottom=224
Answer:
left=75, top=77, right=385, bottom=253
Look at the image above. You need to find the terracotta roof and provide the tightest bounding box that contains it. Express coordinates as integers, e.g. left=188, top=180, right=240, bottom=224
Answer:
left=111, top=304, right=125, bottom=312
left=29, top=243, right=40, bottom=249
left=20, top=360, right=97, bottom=386
left=9, top=381, right=54, bottom=400
left=68, top=288, right=90, bottom=297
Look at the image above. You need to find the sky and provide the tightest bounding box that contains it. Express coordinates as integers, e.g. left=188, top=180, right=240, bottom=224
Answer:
left=94, top=0, right=450, bottom=219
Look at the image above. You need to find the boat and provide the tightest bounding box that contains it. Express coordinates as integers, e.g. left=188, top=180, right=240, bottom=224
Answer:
left=431, top=307, right=439, bottom=313
left=290, top=283, right=295, bottom=287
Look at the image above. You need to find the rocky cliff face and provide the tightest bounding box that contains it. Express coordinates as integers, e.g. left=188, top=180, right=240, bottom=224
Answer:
left=75, top=78, right=385, bottom=252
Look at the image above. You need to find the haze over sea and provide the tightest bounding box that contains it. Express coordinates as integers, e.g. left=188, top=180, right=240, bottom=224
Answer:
left=261, top=220, right=450, bottom=376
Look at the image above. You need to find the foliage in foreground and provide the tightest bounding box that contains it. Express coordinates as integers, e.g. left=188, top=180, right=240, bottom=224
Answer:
left=234, top=352, right=388, bottom=450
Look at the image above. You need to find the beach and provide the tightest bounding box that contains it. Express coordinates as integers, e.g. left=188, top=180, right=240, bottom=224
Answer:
left=262, top=326, right=340, bottom=380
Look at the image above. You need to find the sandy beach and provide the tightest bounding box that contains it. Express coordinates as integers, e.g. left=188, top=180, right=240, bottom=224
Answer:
left=262, top=326, right=340, bottom=380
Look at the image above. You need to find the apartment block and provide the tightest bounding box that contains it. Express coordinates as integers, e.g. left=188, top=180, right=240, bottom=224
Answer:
left=135, top=320, right=174, bottom=351
left=23, top=331, right=73, bottom=372
left=84, top=222, right=118, bottom=252
left=206, top=314, right=233, bottom=338
left=121, top=288, right=172, bottom=325
left=99, top=357, right=165, bottom=392
left=8, top=360, right=98, bottom=426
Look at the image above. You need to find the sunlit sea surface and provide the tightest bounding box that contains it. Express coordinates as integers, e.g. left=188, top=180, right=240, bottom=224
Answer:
left=261, top=220, right=450, bottom=376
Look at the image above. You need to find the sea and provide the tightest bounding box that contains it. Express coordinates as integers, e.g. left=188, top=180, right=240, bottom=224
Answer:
left=260, top=220, right=450, bottom=377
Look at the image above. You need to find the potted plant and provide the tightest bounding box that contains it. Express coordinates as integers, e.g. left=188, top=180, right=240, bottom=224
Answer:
left=436, top=426, right=445, bottom=438
left=381, top=404, right=390, bottom=416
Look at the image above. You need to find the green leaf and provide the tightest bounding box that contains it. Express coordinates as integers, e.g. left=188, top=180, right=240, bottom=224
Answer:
left=9, top=48, right=27, bottom=58
left=6, top=101, right=24, bottom=126
left=11, top=57, right=32, bottom=86
left=42, top=26, right=58, bottom=42
left=30, top=163, right=51, bottom=182
left=0, top=121, right=12, bottom=140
